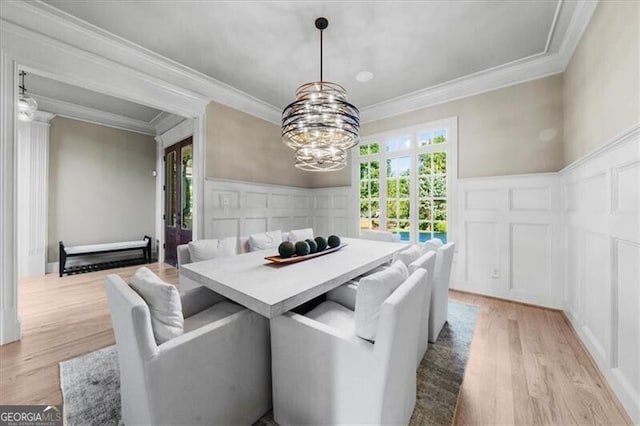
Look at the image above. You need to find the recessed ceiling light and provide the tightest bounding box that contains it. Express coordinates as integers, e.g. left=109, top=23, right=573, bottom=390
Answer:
left=355, top=71, right=374, bottom=82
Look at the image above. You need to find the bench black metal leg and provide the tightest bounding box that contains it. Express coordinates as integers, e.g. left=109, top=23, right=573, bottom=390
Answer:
left=59, top=241, right=66, bottom=277
left=144, top=235, right=152, bottom=263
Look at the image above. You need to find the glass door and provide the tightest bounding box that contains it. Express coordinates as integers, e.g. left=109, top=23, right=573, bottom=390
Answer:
left=164, top=137, right=193, bottom=266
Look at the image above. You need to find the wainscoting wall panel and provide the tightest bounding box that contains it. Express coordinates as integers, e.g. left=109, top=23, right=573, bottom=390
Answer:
left=454, top=173, right=562, bottom=308
left=203, top=179, right=354, bottom=242
left=561, top=126, right=640, bottom=423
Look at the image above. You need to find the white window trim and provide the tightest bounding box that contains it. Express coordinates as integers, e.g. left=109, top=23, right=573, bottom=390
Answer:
left=351, top=116, right=458, bottom=244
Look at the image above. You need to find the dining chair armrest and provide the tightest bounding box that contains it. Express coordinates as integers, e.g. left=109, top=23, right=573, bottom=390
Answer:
left=326, top=281, right=359, bottom=311
left=271, top=312, right=379, bottom=425
left=150, top=309, right=271, bottom=424
left=180, top=285, right=226, bottom=318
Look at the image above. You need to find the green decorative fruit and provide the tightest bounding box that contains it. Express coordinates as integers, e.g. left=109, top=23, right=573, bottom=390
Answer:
left=328, top=235, right=341, bottom=248
left=295, top=240, right=311, bottom=256
left=315, top=236, right=328, bottom=252
left=305, top=238, right=318, bottom=254
left=278, top=241, right=295, bottom=258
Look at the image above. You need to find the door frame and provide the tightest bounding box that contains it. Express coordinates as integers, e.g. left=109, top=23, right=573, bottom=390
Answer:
left=163, top=136, right=193, bottom=266
left=155, top=118, right=202, bottom=264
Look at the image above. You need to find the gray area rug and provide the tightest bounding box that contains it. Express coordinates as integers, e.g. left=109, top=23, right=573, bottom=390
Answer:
left=60, top=301, right=477, bottom=426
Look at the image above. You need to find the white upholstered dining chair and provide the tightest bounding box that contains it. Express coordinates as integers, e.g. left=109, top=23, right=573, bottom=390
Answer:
left=270, top=268, right=427, bottom=425
left=177, top=237, right=238, bottom=291
left=104, top=274, right=272, bottom=425
left=409, top=250, right=436, bottom=367
left=429, top=242, right=456, bottom=342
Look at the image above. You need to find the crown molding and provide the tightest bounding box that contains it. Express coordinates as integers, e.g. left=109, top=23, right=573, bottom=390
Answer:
left=2, top=0, right=597, bottom=126
left=360, top=0, right=598, bottom=123
left=150, top=111, right=186, bottom=135
left=556, top=0, right=599, bottom=69
left=1, top=19, right=208, bottom=118
left=2, top=0, right=280, bottom=124
left=360, top=52, right=564, bottom=123
left=32, top=94, right=156, bottom=136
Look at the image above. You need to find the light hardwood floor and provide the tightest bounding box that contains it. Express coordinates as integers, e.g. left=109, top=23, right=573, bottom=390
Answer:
left=0, top=264, right=632, bottom=425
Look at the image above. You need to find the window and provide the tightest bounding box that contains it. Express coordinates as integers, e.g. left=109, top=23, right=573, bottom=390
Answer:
left=354, top=118, right=457, bottom=244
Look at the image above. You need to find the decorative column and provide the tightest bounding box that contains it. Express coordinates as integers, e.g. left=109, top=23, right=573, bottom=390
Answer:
left=16, top=111, right=55, bottom=278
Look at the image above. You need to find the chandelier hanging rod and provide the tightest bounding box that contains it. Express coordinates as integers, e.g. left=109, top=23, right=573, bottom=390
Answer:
left=316, top=17, right=328, bottom=82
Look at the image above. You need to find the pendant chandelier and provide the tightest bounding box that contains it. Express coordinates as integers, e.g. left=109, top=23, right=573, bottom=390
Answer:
left=282, top=17, right=360, bottom=172
left=17, top=71, right=38, bottom=122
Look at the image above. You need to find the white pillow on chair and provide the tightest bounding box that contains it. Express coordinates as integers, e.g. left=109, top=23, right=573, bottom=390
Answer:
left=421, top=238, right=443, bottom=254
left=354, top=260, right=408, bottom=341
left=248, top=230, right=283, bottom=251
left=288, top=228, right=314, bottom=243
left=188, top=237, right=237, bottom=262
left=393, top=244, right=422, bottom=268
left=130, top=267, right=184, bottom=344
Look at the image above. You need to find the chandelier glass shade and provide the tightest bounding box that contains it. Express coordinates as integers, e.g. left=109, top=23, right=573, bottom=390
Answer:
left=17, top=71, right=38, bottom=122
left=282, top=18, right=360, bottom=172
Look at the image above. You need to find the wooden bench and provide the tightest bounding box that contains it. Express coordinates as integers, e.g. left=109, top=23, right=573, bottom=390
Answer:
left=59, top=236, right=152, bottom=277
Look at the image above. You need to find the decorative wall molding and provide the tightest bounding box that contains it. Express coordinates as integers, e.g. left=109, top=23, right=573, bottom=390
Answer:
left=561, top=128, right=640, bottom=423
left=33, top=94, right=156, bottom=135
left=454, top=173, right=563, bottom=308
left=203, top=179, right=354, bottom=241
left=561, top=124, right=640, bottom=173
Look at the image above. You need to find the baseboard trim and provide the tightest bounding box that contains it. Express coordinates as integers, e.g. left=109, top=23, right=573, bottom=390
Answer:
left=449, top=288, right=563, bottom=312
left=561, top=311, right=637, bottom=424
left=0, top=308, right=21, bottom=345
left=46, top=262, right=59, bottom=274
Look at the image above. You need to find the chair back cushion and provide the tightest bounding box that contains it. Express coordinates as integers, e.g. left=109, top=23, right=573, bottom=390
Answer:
left=409, top=251, right=437, bottom=282
left=188, top=237, right=237, bottom=263
left=288, top=228, right=314, bottom=243
left=421, top=237, right=443, bottom=254
left=131, top=267, right=184, bottom=344
left=248, top=230, right=283, bottom=251
left=393, top=244, right=422, bottom=268
left=176, top=244, right=191, bottom=267
left=354, top=260, right=408, bottom=341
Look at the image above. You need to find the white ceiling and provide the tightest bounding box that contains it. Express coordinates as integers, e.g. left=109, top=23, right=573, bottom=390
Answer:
left=39, top=0, right=577, bottom=111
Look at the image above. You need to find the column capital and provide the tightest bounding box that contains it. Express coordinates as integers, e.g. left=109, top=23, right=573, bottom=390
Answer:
left=32, top=111, right=56, bottom=124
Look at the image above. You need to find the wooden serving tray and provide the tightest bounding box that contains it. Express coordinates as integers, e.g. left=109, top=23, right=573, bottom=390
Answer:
left=264, top=243, right=348, bottom=264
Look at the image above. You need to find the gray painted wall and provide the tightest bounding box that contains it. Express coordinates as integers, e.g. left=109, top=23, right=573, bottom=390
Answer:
left=362, top=74, right=565, bottom=178
left=48, top=117, right=156, bottom=262
left=563, top=0, right=639, bottom=164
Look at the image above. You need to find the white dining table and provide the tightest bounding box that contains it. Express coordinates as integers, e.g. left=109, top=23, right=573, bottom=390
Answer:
left=179, top=237, right=407, bottom=318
